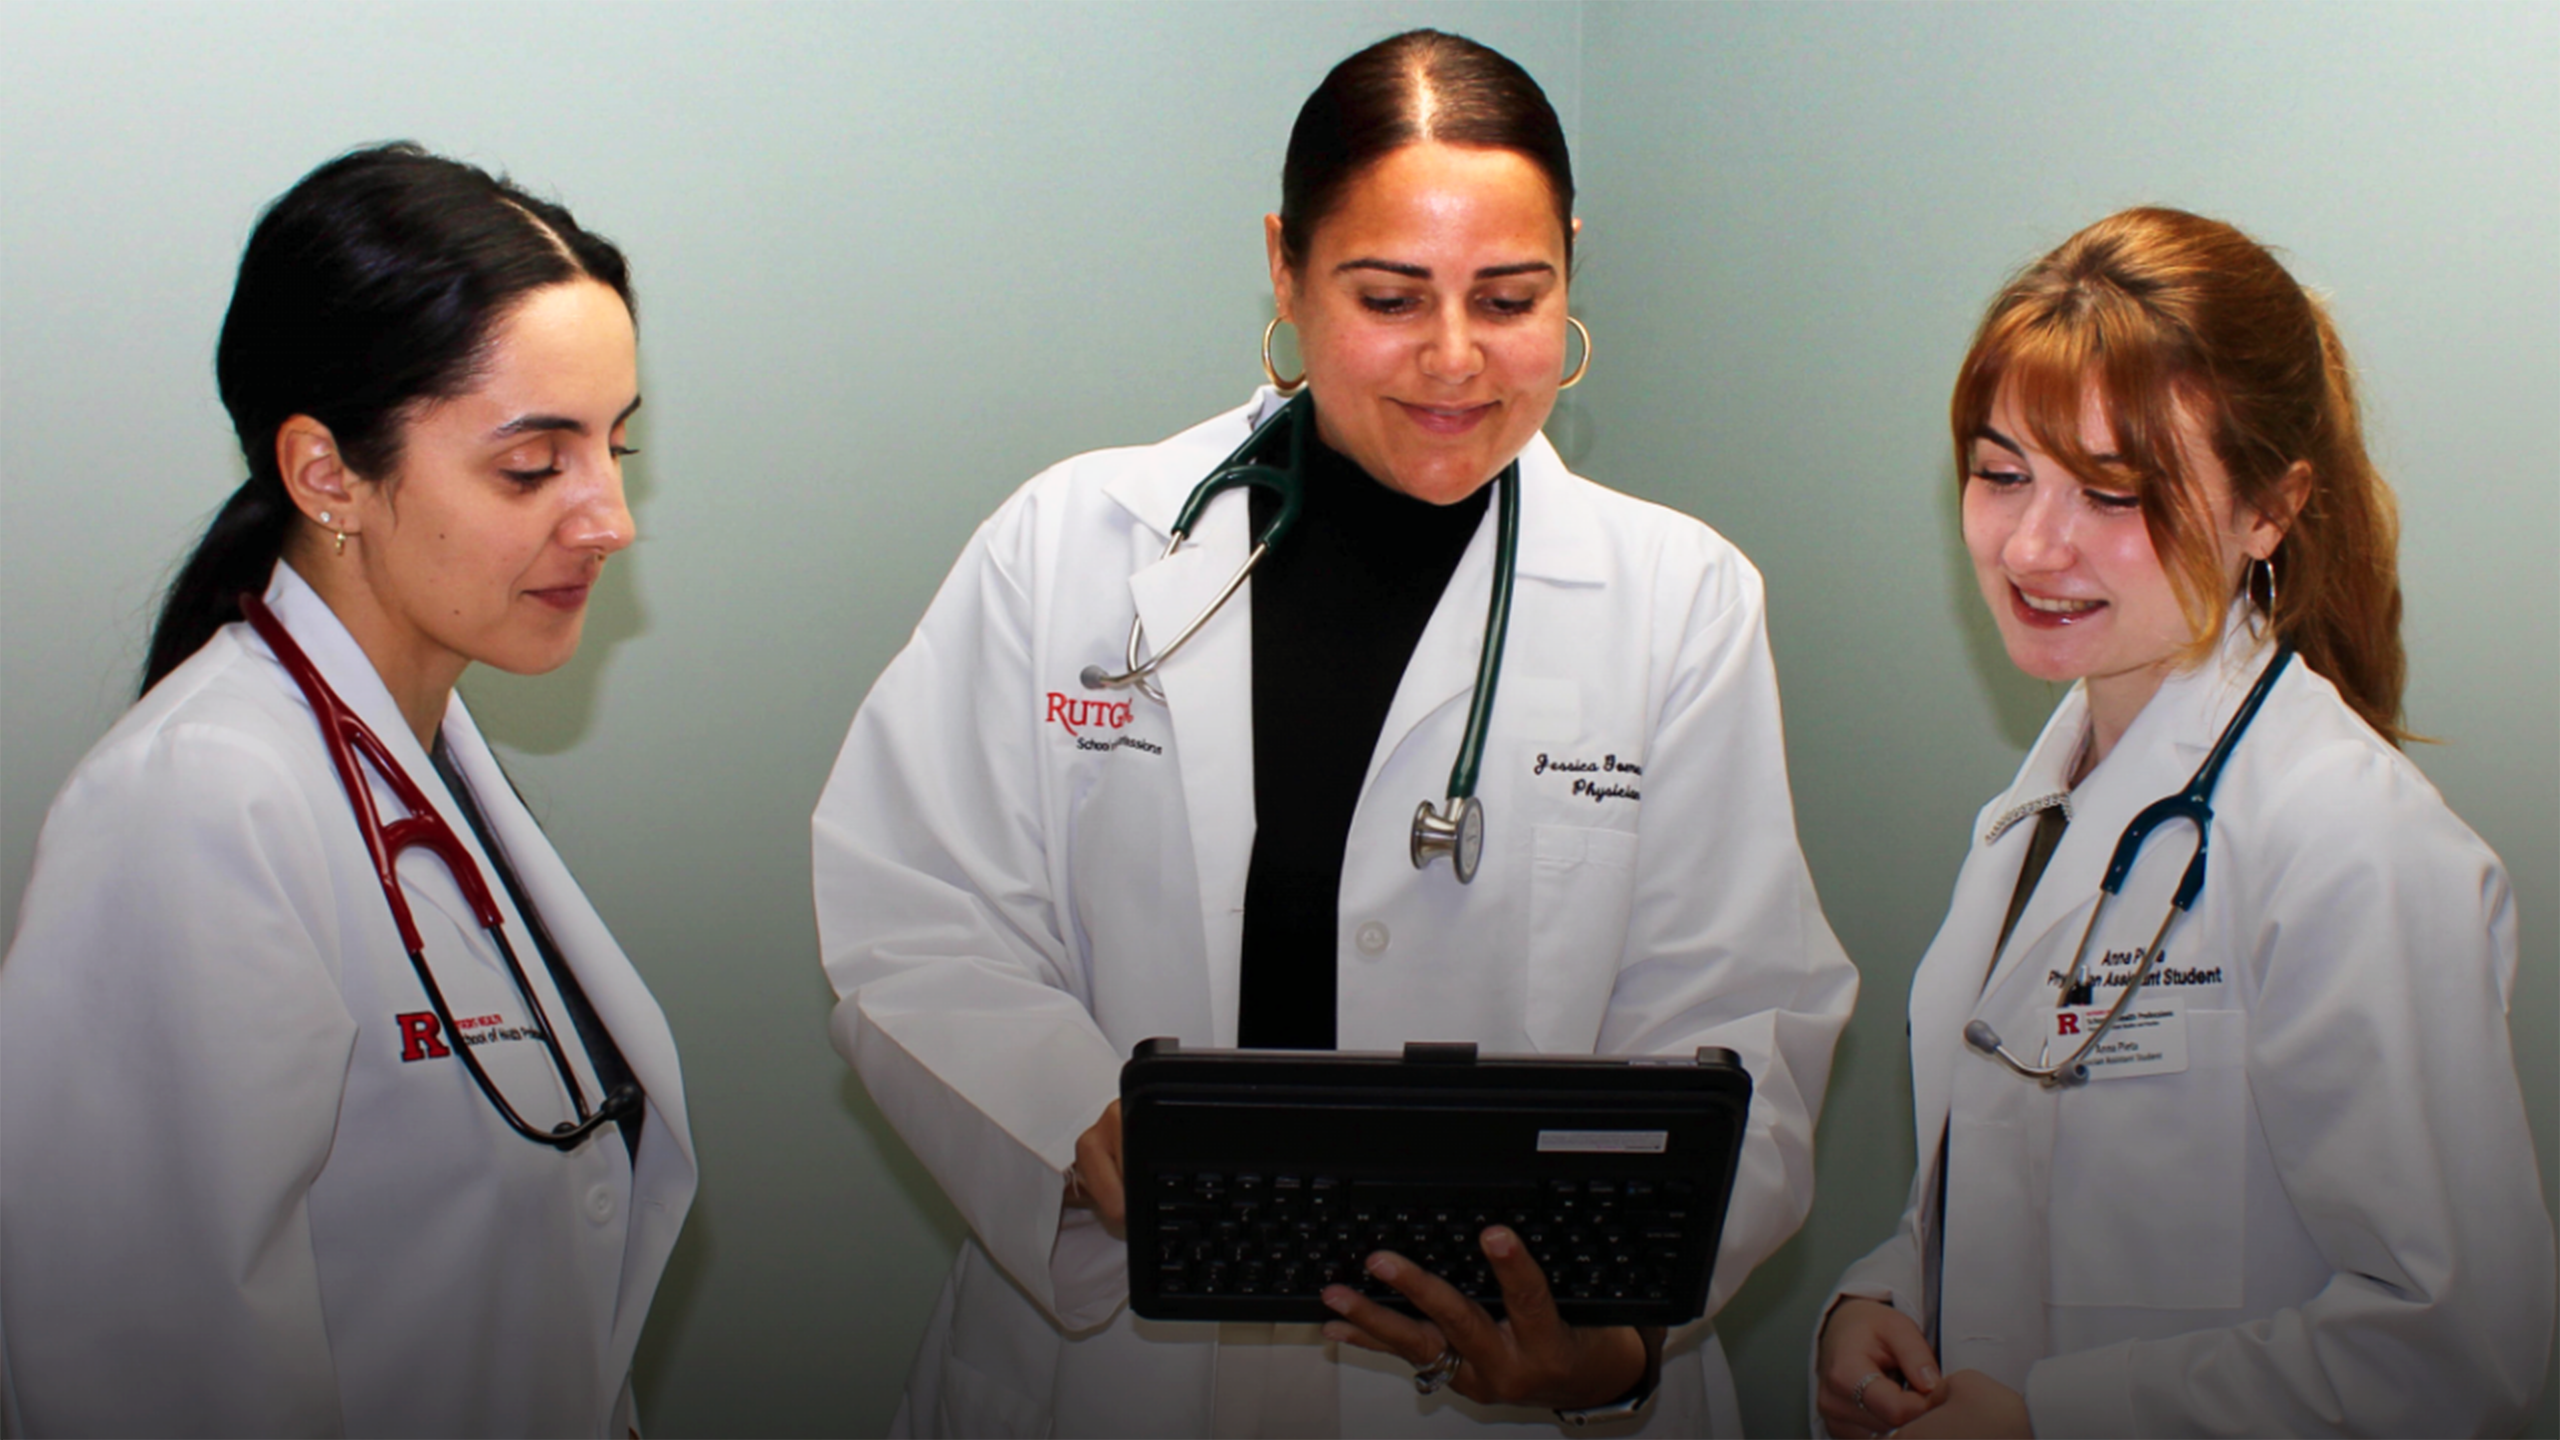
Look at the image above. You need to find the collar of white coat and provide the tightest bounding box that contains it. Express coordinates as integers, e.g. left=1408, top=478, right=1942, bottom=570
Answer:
left=1098, top=386, right=1611, bottom=585
left=1979, top=602, right=2282, bottom=844
left=254, top=560, right=702, bottom=1180
left=255, top=560, right=462, bottom=785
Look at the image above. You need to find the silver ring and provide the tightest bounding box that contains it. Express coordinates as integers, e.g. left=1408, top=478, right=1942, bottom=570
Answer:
left=1412, top=1345, right=1462, bottom=1395
left=1851, top=1370, right=1885, bottom=1413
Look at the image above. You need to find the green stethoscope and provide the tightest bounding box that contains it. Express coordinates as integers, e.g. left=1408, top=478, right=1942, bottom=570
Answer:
left=1079, top=390, right=1519, bottom=883
left=1964, top=641, right=2295, bottom=1086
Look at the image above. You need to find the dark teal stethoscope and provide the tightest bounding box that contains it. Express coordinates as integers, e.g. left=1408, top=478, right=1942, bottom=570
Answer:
left=1965, top=640, right=2295, bottom=1086
left=1079, top=390, right=1519, bottom=883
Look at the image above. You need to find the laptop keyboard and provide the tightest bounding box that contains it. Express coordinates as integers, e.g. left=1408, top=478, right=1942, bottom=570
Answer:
left=1143, top=1169, right=1706, bottom=1321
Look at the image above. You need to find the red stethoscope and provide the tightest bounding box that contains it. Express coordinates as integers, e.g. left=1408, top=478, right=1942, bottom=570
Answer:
left=240, top=592, right=637, bottom=1151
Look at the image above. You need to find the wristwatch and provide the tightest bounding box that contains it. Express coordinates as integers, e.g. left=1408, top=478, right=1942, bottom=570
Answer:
left=1554, top=1327, right=1665, bottom=1427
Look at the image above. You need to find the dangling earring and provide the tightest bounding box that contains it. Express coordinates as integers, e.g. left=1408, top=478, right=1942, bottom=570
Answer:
left=1559, top=316, right=1593, bottom=390
left=1261, top=316, right=1306, bottom=393
left=2251, top=555, right=2278, bottom=616
left=316, top=509, right=349, bottom=556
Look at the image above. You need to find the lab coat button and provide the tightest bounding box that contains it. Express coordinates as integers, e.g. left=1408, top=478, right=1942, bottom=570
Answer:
left=586, top=1184, right=616, bottom=1224
left=1355, top=922, right=1390, bottom=956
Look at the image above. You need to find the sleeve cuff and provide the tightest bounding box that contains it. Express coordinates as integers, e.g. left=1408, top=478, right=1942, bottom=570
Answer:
left=1806, top=1286, right=1910, bottom=1440
left=1049, top=1206, right=1131, bottom=1332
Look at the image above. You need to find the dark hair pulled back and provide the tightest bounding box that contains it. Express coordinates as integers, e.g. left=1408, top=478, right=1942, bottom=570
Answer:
left=142, top=142, right=632, bottom=693
left=1278, top=30, right=1574, bottom=269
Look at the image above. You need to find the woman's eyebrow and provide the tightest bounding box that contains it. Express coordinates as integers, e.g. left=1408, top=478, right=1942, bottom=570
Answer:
left=1331, top=259, right=1558, bottom=280
left=488, top=395, right=642, bottom=440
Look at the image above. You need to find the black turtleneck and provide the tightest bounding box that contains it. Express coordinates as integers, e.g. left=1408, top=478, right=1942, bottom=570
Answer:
left=1236, top=423, right=1492, bottom=1050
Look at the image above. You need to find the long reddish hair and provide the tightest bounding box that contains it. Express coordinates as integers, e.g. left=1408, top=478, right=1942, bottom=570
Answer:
left=1951, top=207, right=2407, bottom=743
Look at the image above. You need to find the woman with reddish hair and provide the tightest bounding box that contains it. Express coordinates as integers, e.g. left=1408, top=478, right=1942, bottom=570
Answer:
left=1814, top=207, right=2550, bottom=1437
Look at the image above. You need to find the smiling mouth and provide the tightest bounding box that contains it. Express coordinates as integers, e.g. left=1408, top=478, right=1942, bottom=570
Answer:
left=1395, top=400, right=1495, bottom=434
left=2014, top=586, right=2103, bottom=617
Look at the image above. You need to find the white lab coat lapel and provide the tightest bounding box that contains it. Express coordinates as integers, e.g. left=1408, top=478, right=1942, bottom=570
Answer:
left=1973, top=635, right=2270, bottom=1025
left=1928, top=619, right=2283, bottom=1384
left=1923, top=666, right=2225, bottom=1149
left=1103, top=398, right=1268, bottom=1044
left=1334, top=437, right=1607, bottom=1049
left=1358, top=435, right=1605, bottom=804
left=261, top=565, right=447, bottom=848
left=262, top=565, right=696, bottom=1390
left=436, top=706, right=697, bottom=1379
left=261, top=569, right=581, bottom=1083
left=1357, top=498, right=1495, bottom=803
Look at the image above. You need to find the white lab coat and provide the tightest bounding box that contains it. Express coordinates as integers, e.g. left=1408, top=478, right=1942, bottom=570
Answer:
left=1822, top=615, right=2553, bottom=1436
left=0, top=563, right=697, bottom=1437
left=816, top=390, right=1857, bottom=1437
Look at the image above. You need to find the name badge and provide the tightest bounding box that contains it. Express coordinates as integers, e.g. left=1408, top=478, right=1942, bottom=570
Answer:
left=2056, top=992, right=2188, bottom=1080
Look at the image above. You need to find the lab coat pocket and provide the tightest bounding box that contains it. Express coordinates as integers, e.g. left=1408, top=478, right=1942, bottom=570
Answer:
left=1525, top=824, right=1639, bottom=1052
left=2046, top=1007, right=2247, bottom=1310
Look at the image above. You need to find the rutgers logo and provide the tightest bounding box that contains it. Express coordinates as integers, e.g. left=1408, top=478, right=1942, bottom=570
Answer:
left=395, top=1010, right=508, bottom=1062
left=396, top=1012, right=452, bottom=1062
left=1045, top=692, right=1133, bottom=737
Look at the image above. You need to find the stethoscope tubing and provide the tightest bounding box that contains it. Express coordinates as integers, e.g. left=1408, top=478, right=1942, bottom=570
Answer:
left=1967, top=640, right=2296, bottom=1087
left=239, top=592, right=635, bottom=1150
left=1444, top=459, right=1518, bottom=806
left=1082, top=398, right=1310, bottom=702
left=1079, top=391, right=1522, bottom=883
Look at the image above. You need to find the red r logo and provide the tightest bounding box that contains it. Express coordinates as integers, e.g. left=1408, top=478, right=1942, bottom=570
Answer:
left=396, top=1011, right=452, bottom=1062
left=2055, top=1013, right=2082, bottom=1036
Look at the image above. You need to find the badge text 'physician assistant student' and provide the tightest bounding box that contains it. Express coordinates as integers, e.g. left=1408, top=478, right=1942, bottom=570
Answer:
left=814, top=29, right=1855, bottom=1438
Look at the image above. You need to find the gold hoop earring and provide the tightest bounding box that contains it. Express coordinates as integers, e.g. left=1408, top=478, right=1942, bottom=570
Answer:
left=1261, top=316, right=1306, bottom=393
left=1559, top=315, right=1592, bottom=390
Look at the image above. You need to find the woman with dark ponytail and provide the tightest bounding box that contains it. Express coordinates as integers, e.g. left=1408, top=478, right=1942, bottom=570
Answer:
left=2, top=144, right=695, bottom=1436
left=1814, top=208, right=2551, bottom=1438
left=815, top=29, right=1851, bottom=1438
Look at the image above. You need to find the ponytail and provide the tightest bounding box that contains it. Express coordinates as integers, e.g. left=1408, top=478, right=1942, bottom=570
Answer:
left=2269, top=298, right=2407, bottom=742
left=140, top=475, right=295, bottom=694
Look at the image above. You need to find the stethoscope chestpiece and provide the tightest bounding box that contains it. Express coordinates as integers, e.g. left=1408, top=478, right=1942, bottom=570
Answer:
left=1411, top=795, right=1486, bottom=884
left=1963, top=1019, right=2090, bottom=1088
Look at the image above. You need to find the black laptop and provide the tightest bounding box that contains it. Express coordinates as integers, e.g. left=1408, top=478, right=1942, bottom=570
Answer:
left=1121, top=1038, right=1751, bottom=1327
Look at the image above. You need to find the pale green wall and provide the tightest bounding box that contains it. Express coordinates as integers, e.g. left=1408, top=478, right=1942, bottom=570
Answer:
left=2, top=3, right=2550, bottom=1435
left=0, top=4, right=1582, bottom=1433
left=1567, top=5, right=2559, bottom=1435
